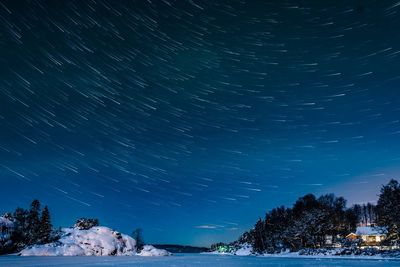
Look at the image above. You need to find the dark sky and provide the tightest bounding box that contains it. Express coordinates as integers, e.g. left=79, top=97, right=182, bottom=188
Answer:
left=1, top=0, right=400, bottom=246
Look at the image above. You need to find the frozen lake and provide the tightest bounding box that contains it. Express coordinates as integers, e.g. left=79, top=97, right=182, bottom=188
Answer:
left=0, top=254, right=399, bottom=267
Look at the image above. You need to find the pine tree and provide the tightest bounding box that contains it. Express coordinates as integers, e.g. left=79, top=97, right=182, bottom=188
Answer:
left=376, top=179, right=400, bottom=244
left=12, top=207, right=29, bottom=249
left=27, top=199, right=41, bottom=245
left=39, top=206, right=52, bottom=244
left=253, top=219, right=266, bottom=252
left=264, top=206, right=291, bottom=252
left=344, top=205, right=360, bottom=233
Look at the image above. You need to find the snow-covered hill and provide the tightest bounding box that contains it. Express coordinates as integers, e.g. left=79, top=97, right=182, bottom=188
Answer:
left=20, top=226, right=170, bottom=257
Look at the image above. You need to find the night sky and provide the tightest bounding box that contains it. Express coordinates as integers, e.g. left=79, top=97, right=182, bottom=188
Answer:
left=1, top=0, right=400, bottom=247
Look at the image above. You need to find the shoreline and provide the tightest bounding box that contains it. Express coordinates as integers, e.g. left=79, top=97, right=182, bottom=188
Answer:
left=1, top=253, right=399, bottom=260
left=204, top=252, right=400, bottom=260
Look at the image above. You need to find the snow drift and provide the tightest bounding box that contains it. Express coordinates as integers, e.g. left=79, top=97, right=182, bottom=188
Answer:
left=138, top=245, right=171, bottom=256
left=20, top=226, right=169, bottom=257
left=234, top=243, right=253, bottom=256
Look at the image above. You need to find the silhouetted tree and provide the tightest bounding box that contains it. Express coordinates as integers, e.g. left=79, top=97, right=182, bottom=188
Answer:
left=344, top=205, right=361, bottom=233
left=39, top=206, right=52, bottom=244
left=238, top=192, right=367, bottom=253
left=1, top=200, right=56, bottom=255
left=26, top=200, right=41, bottom=245
left=12, top=207, right=28, bottom=249
left=237, top=230, right=254, bottom=245
left=264, top=206, right=291, bottom=252
left=376, top=179, right=400, bottom=244
left=253, top=218, right=266, bottom=252
left=132, top=228, right=144, bottom=251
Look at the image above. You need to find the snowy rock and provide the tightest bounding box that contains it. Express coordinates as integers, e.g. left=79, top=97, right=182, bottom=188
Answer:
left=20, top=226, right=136, bottom=256
left=138, top=245, right=171, bottom=256
left=0, top=215, right=14, bottom=243
left=0, top=216, right=14, bottom=228
left=234, top=243, right=253, bottom=256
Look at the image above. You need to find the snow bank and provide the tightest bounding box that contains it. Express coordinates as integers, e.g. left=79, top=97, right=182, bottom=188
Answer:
left=234, top=243, right=253, bottom=256
left=138, top=245, right=172, bottom=256
left=20, top=226, right=136, bottom=256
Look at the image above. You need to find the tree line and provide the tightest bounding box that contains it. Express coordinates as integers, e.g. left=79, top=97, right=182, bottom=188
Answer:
left=222, top=179, right=400, bottom=253
left=0, top=200, right=55, bottom=254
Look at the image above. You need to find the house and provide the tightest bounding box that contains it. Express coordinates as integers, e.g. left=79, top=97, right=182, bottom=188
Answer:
left=346, top=232, right=357, bottom=240
left=346, top=226, right=386, bottom=246
left=324, top=235, right=342, bottom=248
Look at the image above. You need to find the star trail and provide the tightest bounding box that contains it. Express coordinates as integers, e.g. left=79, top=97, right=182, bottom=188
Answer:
left=1, top=0, right=400, bottom=246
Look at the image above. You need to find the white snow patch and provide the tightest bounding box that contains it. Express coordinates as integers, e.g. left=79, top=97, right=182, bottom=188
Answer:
left=0, top=216, right=14, bottom=228
left=234, top=243, right=253, bottom=256
left=356, top=226, right=386, bottom=235
left=138, top=245, right=172, bottom=256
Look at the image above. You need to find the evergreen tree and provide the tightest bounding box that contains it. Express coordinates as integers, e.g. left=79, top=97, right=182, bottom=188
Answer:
left=237, top=230, right=254, bottom=245
left=245, top=193, right=356, bottom=253
left=26, top=200, right=41, bottom=245
left=252, top=218, right=266, bottom=252
left=12, top=207, right=29, bottom=249
left=376, top=179, right=400, bottom=244
left=39, top=206, right=52, bottom=244
left=344, top=205, right=360, bottom=233
left=1, top=200, right=57, bottom=254
left=264, top=206, right=291, bottom=252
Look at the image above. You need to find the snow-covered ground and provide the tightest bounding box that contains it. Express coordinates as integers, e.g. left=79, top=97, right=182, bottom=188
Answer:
left=0, top=254, right=398, bottom=267
left=19, top=226, right=169, bottom=257
left=233, top=243, right=253, bottom=256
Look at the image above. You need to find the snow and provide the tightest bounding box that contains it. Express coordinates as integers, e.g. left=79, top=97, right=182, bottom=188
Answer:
left=356, top=226, right=386, bottom=235
left=234, top=243, right=253, bottom=256
left=19, top=226, right=171, bottom=257
left=0, top=216, right=14, bottom=228
left=20, top=226, right=137, bottom=256
left=138, top=245, right=172, bottom=256
left=0, top=254, right=398, bottom=267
